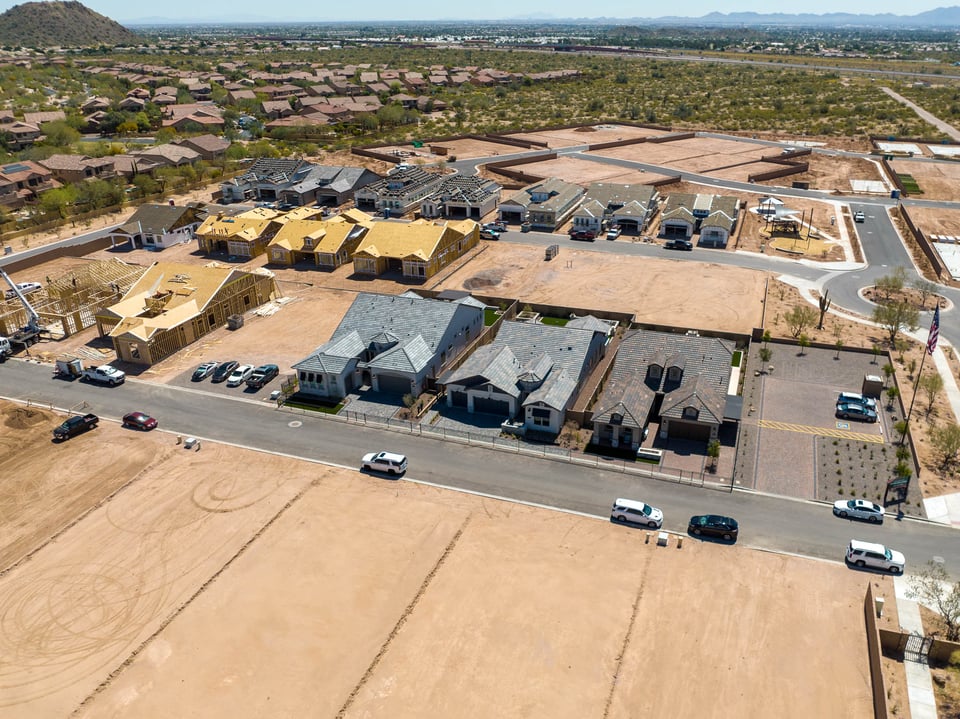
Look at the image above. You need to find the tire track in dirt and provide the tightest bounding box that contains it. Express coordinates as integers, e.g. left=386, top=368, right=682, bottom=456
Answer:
left=0, top=445, right=175, bottom=579
left=602, top=548, right=653, bottom=719
left=69, top=480, right=315, bottom=716
left=335, top=515, right=472, bottom=719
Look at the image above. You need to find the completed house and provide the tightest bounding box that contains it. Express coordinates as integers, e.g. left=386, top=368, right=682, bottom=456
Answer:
left=498, top=178, right=584, bottom=230
left=38, top=154, right=116, bottom=184
left=95, top=261, right=278, bottom=365
left=570, top=183, right=659, bottom=236
left=0, top=160, right=58, bottom=210
left=441, top=319, right=608, bottom=436
left=108, top=203, right=205, bottom=250
left=352, top=219, right=479, bottom=280
left=220, top=158, right=378, bottom=207
left=590, top=329, right=737, bottom=451
left=293, top=292, right=483, bottom=400
left=659, top=193, right=741, bottom=248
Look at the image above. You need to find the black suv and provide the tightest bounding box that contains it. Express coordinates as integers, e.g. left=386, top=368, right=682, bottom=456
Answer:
left=211, top=360, right=240, bottom=383
left=664, top=238, right=693, bottom=251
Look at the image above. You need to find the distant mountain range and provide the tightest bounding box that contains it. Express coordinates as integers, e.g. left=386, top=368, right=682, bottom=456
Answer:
left=125, top=6, right=960, bottom=29
left=0, top=1, right=138, bottom=47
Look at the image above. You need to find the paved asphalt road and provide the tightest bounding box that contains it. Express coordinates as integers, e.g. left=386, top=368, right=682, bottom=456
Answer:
left=2, top=359, right=958, bottom=576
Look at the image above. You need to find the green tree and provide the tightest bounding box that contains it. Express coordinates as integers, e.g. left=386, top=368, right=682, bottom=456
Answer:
left=798, top=333, right=810, bottom=356
left=784, top=305, right=817, bottom=338
left=912, top=277, right=938, bottom=309
left=919, top=372, right=944, bottom=415
left=759, top=345, right=772, bottom=366
left=872, top=300, right=919, bottom=345
left=907, top=560, right=960, bottom=641
left=930, top=423, right=960, bottom=468
left=39, top=120, right=80, bottom=147
left=706, top=439, right=720, bottom=471
left=886, top=385, right=900, bottom=409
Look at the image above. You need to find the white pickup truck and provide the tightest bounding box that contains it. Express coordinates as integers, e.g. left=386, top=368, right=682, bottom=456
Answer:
left=82, top=364, right=126, bottom=386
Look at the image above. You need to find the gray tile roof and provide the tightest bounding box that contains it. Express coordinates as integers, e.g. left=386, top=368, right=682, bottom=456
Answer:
left=660, top=373, right=726, bottom=424
left=567, top=315, right=610, bottom=333
left=117, top=204, right=198, bottom=235
left=442, top=344, right=523, bottom=398
left=491, top=321, right=599, bottom=376
left=582, top=182, right=657, bottom=213
left=294, top=292, right=477, bottom=376
left=594, top=329, right=734, bottom=428
left=525, top=368, right=577, bottom=410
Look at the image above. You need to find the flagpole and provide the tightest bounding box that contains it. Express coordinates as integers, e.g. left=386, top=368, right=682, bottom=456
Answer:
left=901, top=297, right=940, bottom=446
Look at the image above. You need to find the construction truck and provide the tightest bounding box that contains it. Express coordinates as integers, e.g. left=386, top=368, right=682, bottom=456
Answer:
left=54, top=357, right=125, bottom=385
left=0, top=267, right=44, bottom=350
left=0, top=336, right=11, bottom=362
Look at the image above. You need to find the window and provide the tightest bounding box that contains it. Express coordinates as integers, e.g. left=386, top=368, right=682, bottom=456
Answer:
left=683, top=407, right=699, bottom=420
left=532, top=413, right=551, bottom=427
left=668, top=366, right=682, bottom=381
left=648, top=365, right=662, bottom=380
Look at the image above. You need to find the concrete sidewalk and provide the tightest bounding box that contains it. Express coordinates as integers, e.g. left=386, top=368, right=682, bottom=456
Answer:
left=893, top=575, right=939, bottom=719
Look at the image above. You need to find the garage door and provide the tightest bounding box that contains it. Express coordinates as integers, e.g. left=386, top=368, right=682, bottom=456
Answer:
left=377, top=373, right=411, bottom=395
left=473, top=397, right=510, bottom=416
left=449, top=390, right=468, bottom=408
left=668, top=420, right=711, bottom=441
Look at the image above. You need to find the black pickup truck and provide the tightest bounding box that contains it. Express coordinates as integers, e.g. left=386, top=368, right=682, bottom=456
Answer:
left=53, top=413, right=99, bottom=440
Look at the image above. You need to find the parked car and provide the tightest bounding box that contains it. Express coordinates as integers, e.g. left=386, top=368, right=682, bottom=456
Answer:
left=122, top=411, right=158, bottom=431
left=606, top=226, right=622, bottom=240
left=833, top=499, right=885, bottom=524
left=854, top=211, right=865, bottom=223
left=836, top=403, right=878, bottom=423
left=361, top=451, right=408, bottom=476
left=479, top=228, right=501, bottom=240
left=53, top=413, right=98, bottom=440
left=837, top=392, right=876, bottom=410
left=483, top=221, right=506, bottom=233
left=688, top=514, right=739, bottom=541
left=664, top=238, right=693, bottom=251
left=226, top=364, right=254, bottom=387
left=192, top=361, right=219, bottom=382
left=845, top=539, right=904, bottom=574
left=247, top=364, right=279, bottom=389
left=5, top=281, right=42, bottom=299
left=211, top=360, right=239, bottom=383
left=569, top=229, right=596, bottom=241
left=611, top=498, right=663, bottom=528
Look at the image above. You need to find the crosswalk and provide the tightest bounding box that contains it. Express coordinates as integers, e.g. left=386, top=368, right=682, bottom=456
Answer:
left=757, top=419, right=885, bottom=443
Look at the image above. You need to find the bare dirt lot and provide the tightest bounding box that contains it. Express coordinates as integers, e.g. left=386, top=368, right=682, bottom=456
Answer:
left=892, top=157, right=960, bottom=202
left=437, top=243, right=768, bottom=334
left=499, top=155, right=669, bottom=187
left=505, top=123, right=665, bottom=148
left=0, top=398, right=887, bottom=718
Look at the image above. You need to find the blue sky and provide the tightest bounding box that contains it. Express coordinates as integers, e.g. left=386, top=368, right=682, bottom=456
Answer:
left=0, top=1, right=950, bottom=23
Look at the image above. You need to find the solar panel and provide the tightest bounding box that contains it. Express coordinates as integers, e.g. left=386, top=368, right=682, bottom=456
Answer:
left=2, top=163, right=30, bottom=173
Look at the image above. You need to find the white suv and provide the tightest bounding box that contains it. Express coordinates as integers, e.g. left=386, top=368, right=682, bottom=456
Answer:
left=845, top=540, right=905, bottom=574
left=361, top=451, right=408, bottom=476
left=226, top=364, right=254, bottom=387
left=611, top=498, right=663, bottom=528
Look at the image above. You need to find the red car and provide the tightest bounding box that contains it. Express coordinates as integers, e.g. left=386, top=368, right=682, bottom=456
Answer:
left=569, top=229, right=596, bottom=241
left=122, top=412, right=158, bottom=431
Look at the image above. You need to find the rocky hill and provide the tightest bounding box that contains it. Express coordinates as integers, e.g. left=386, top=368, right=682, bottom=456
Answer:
left=0, top=1, right=139, bottom=47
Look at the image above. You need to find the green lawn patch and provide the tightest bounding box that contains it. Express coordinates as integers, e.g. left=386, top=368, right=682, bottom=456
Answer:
left=732, top=350, right=742, bottom=368
left=897, top=174, right=922, bottom=194
left=484, top=308, right=500, bottom=326
left=540, top=316, right=569, bottom=326
left=283, top=399, right=344, bottom=414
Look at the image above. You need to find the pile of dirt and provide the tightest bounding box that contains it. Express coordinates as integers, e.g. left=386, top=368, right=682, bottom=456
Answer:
left=574, top=126, right=597, bottom=132
left=3, top=405, right=51, bottom=430
left=463, top=269, right=504, bottom=290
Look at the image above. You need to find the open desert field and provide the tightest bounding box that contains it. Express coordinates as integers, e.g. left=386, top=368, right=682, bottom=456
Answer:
left=593, top=135, right=770, bottom=169
left=378, top=136, right=528, bottom=163
left=903, top=204, right=960, bottom=238
left=505, top=123, right=665, bottom=148
left=889, top=156, right=960, bottom=202
left=0, top=398, right=883, bottom=719
left=438, top=243, right=768, bottom=334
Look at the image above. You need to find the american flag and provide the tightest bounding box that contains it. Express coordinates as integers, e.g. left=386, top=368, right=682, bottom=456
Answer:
left=927, top=305, right=940, bottom=355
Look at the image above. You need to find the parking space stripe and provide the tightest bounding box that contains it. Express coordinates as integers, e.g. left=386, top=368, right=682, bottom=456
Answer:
left=757, top=419, right=884, bottom=443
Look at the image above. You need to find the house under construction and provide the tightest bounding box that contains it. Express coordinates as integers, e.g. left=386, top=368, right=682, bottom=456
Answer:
left=0, top=259, right=146, bottom=339
left=95, top=261, right=279, bottom=365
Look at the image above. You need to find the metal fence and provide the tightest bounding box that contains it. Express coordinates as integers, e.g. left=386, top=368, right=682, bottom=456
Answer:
left=281, top=402, right=729, bottom=491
